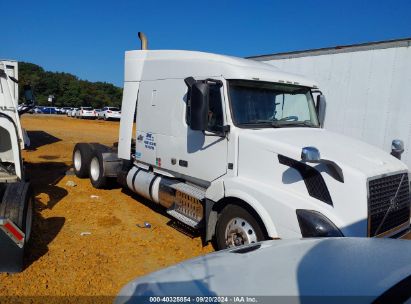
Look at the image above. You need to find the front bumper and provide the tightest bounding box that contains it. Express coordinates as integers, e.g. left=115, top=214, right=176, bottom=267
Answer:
left=107, top=114, right=121, bottom=119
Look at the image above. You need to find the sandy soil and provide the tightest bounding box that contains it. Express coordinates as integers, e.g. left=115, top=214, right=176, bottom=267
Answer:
left=0, top=115, right=213, bottom=299
left=1, top=115, right=410, bottom=301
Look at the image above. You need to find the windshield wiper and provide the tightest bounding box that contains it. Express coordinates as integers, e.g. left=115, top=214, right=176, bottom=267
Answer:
left=238, top=120, right=318, bottom=129
left=238, top=120, right=281, bottom=128
left=271, top=121, right=318, bottom=128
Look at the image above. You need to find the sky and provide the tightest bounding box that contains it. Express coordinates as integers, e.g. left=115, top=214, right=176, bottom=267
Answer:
left=1, top=0, right=411, bottom=87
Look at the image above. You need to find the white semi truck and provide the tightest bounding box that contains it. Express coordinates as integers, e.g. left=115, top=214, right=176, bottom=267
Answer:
left=0, top=60, right=35, bottom=272
left=73, top=33, right=411, bottom=249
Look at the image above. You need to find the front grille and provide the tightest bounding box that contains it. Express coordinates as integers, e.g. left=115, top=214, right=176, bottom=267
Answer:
left=368, top=173, right=411, bottom=236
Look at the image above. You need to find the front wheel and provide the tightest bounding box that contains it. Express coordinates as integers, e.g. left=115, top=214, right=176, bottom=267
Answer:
left=216, top=204, right=266, bottom=250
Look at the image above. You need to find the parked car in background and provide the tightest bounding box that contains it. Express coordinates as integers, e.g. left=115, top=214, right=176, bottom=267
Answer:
left=70, top=108, right=78, bottom=117
left=28, top=106, right=42, bottom=114
left=116, top=238, right=411, bottom=303
left=61, top=107, right=72, bottom=114
left=77, top=107, right=96, bottom=119
left=40, top=106, right=57, bottom=114
left=98, top=106, right=121, bottom=120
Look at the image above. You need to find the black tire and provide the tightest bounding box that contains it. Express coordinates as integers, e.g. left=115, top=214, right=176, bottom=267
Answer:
left=89, top=151, right=107, bottom=189
left=0, top=182, right=34, bottom=243
left=72, top=143, right=94, bottom=178
left=215, top=204, right=266, bottom=250
left=103, top=115, right=108, bottom=121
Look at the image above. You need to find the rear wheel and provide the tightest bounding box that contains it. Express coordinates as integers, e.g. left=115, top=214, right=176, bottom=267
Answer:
left=0, top=182, right=34, bottom=242
left=89, top=152, right=107, bottom=189
left=72, top=143, right=94, bottom=178
left=216, top=204, right=266, bottom=250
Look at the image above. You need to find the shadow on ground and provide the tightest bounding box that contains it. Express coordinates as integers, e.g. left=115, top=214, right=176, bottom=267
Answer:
left=25, top=161, right=69, bottom=210
left=22, top=161, right=69, bottom=269
left=121, top=188, right=201, bottom=239
left=24, top=209, right=65, bottom=270
left=25, top=131, right=61, bottom=151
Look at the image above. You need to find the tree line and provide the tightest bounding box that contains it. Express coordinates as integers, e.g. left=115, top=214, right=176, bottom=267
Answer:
left=18, top=62, right=122, bottom=108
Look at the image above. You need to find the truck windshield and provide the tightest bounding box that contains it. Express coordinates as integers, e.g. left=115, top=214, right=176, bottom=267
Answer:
left=228, top=80, right=319, bottom=128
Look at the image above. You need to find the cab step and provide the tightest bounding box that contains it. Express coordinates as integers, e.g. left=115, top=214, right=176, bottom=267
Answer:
left=166, top=209, right=203, bottom=229
left=167, top=181, right=206, bottom=201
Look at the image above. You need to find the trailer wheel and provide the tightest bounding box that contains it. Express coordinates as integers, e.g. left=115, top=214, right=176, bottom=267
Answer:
left=72, top=143, right=94, bottom=178
left=0, top=182, right=34, bottom=242
left=89, top=151, right=107, bottom=189
left=215, top=204, right=265, bottom=250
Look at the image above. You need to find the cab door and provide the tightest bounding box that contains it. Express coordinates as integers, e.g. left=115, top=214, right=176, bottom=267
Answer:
left=179, top=79, right=228, bottom=183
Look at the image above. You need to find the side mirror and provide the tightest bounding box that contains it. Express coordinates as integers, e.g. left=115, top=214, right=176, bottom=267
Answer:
left=301, top=146, right=321, bottom=162
left=301, top=146, right=344, bottom=183
left=23, top=85, right=35, bottom=105
left=391, top=139, right=404, bottom=160
left=189, top=82, right=209, bottom=131
left=316, top=95, right=326, bottom=127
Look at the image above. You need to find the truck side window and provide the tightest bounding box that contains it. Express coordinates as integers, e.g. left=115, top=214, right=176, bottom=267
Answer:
left=186, top=83, right=223, bottom=132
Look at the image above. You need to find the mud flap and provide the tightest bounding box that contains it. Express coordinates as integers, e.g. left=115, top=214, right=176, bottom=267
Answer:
left=0, top=218, right=25, bottom=273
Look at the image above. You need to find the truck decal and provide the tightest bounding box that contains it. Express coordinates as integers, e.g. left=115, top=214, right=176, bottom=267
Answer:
left=143, top=133, right=156, bottom=151
left=278, top=154, right=333, bottom=206
left=155, top=157, right=162, bottom=167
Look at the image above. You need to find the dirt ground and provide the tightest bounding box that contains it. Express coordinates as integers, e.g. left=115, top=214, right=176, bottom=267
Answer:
left=0, top=115, right=213, bottom=299
left=1, top=115, right=410, bottom=301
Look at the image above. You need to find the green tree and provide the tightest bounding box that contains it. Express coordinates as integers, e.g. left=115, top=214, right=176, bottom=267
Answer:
left=18, top=62, right=123, bottom=108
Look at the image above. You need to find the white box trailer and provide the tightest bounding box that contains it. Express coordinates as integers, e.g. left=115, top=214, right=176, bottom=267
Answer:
left=248, top=38, right=411, bottom=168
left=73, top=33, right=410, bottom=250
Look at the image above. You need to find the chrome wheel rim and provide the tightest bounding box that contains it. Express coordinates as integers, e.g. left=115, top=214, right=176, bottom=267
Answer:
left=90, top=157, right=100, bottom=181
left=25, top=197, right=33, bottom=242
left=74, top=150, right=82, bottom=171
left=225, top=217, right=257, bottom=247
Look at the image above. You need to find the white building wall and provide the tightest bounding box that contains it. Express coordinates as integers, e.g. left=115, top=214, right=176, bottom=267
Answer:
left=259, top=44, right=411, bottom=168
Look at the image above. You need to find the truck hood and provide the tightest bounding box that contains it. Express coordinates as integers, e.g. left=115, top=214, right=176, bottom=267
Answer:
left=239, top=127, right=407, bottom=177
left=116, top=238, right=411, bottom=299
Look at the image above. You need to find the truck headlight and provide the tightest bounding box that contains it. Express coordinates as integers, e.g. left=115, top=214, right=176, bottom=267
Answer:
left=296, top=209, right=343, bottom=237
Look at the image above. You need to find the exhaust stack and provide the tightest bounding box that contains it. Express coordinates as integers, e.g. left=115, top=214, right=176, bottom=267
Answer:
left=138, top=32, right=148, bottom=50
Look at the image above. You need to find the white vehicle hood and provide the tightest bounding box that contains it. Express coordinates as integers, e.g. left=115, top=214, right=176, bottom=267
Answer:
left=239, top=128, right=408, bottom=178
left=116, top=238, right=411, bottom=301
